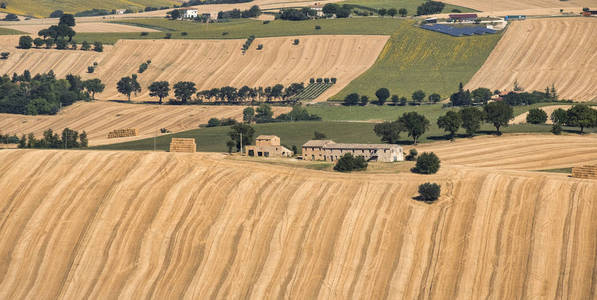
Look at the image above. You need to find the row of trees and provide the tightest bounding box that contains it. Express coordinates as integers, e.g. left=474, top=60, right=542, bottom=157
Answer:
left=16, top=128, right=88, bottom=149
left=216, top=5, right=261, bottom=19
left=450, top=82, right=560, bottom=107
left=549, top=105, right=597, bottom=134
left=209, top=104, right=321, bottom=128
left=0, top=70, right=104, bottom=115
left=345, top=88, right=440, bottom=106
left=19, top=36, right=103, bottom=52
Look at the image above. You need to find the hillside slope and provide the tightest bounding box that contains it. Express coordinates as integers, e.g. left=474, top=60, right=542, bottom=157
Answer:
left=0, top=35, right=388, bottom=102
left=466, top=18, right=597, bottom=101
left=0, top=150, right=595, bottom=299
left=0, top=0, right=176, bottom=18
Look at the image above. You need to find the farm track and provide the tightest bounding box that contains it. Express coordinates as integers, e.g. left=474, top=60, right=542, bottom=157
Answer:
left=0, top=101, right=290, bottom=145
left=417, top=133, right=597, bottom=170
left=0, top=35, right=388, bottom=102
left=466, top=18, right=597, bottom=102
left=0, top=149, right=595, bottom=298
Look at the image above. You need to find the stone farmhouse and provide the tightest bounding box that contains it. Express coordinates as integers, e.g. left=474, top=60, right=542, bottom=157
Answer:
left=302, top=140, right=404, bottom=163
left=245, top=135, right=293, bottom=158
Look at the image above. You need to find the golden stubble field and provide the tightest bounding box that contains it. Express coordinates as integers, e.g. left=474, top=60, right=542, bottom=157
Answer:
left=0, top=142, right=596, bottom=299
left=0, top=101, right=290, bottom=145
left=0, top=35, right=388, bottom=102
left=466, top=18, right=597, bottom=101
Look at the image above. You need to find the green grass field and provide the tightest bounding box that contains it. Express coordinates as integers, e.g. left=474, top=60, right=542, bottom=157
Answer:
left=332, top=20, right=503, bottom=101
left=337, top=0, right=476, bottom=15
left=0, top=27, right=24, bottom=35
left=0, top=0, right=175, bottom=18
left=75, top=17, right=406, bottom=44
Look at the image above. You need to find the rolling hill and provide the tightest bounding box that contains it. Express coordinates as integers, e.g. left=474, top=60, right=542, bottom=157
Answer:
left=0, top=148, right=595, bottom=298
left=0, top=0, right=177, bottom=18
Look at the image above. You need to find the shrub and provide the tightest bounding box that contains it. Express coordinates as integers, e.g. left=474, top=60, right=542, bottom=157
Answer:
left=138, top=62, right=149, bottom=73
left=263, top=20, right=270, bottom=24
left=344, top=93, right=360, bottom=106
left=418, top=183, right=441, bottom=201
left=293, top=39, right=299, bottom=45
left=256, top=44, right=263, bottom=50
left=324, top=78, right=330, bottom=83
left=164, top=33, right=172, bottom=39
left=315, top=25, right=321, bottom=30
left=316, top=78, right=323, bottom=83
left=207, top=118, right=221, bottom=127
left=81, top=41, right=90, bottom=51
left=309, top=78, right=315, bottom=84
left=140, top=32, right=149, bottom=36
left=331, top=77, right=337, bottom=84
left=18, top=36, right=33, bottom=49
left=93, top=42, right=103, bottom=52
left=413, top=152, right=440, bottom=174
left=0, top=52, right=9, bottom=59
left=160, top=128, right=170, bottom=133
left=551, top=124, right=562, bottom=135
left=526, top=108, right=548, bottom=124
left=87, top=66, right=95, bottom=73
left=334, top=153, right=368, bottom=172
left=181, top=31, right=188, bottom=36
left=405, top=148, right=417, bottom=161
left=222, top=32, right=229, bottom=35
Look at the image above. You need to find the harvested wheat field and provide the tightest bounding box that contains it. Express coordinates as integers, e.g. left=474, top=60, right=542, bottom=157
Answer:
left=0, top=101, right=289, bottom=146
left=442, top=0, right=594, bottom=12
left=0, top=149, right=595, bottom=299
left=0, top=22, right=158, bottom=34
left=0, top=35, right=387, bottom=102
left=466, top=18, right=597, bottom=102
left=417, top=133, right=597, bottom=170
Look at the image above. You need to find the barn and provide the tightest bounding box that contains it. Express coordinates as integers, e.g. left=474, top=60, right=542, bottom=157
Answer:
left=449, top=13, right=478, bottom=22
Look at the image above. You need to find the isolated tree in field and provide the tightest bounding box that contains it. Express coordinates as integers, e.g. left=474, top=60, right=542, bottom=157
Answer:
left=418, top=183, right=441, bottom=201
left=412, top=90, right=426, bottom=104
left=566, top=104, right=597, bottom=133
left=117, top=75, right=141, bottom=101
left=375, top=88, right=390, bottom=105
left=413, top=152, right=440, bottom=174
left=173, top=81, right=196, bottom=103
left=388, top=8, right=397, bottom=17
left=33, top=38, right=44, bottom=48
left=373, top=121, right=402, bottom=144
left=437, top=111, right=462, bottom=140
left=18, top=36, right=32, bottom=49
left=83, top=79, right=105, bottom=100
left=483, top=101, right=513, bottom=135
left=148, top=81, right=170, bottom=104
left=399, top=8, right=408, bottom=17
left=344, top=93, right=359, bottom=106
left=398, top=112, right=429, bottom=144
left=334, top=153, right=368, bottom=172
left=228, top=123, right=255, bottom=151
left=428, top=93, right=441, bottom=103
left=526, top=108, right=547, bottom=124
left=243, top=107, right=255, bottom=123
left=59, top=14, right=75, bottom=27
left=472, top=87, right=492, bottom=104
left=459, top=107, right=484, bottom=136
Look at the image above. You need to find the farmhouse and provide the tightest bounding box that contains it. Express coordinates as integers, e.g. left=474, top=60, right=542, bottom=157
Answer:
left=245, top=135, right=293, bottom=158
left=115, top=9, right=126, bottom=15
left=449, top=13, right=478, bottom=22
left=184, top=9, right=198, bottom=19
left=302, top=140, right=404, bottom=162
left=311, top=3, right=324, bottom=17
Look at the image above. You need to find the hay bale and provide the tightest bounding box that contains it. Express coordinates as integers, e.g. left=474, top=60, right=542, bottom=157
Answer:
left=170, top=138, right=196, bottom=153
left=572, top=165, right=597, bottom=179
left=107, top=128, right=138, bottom=139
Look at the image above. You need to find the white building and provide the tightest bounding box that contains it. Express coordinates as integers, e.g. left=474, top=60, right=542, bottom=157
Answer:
left=184, top=9, right=198, bottom=19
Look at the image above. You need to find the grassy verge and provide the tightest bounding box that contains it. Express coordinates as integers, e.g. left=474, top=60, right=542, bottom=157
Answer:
left=74, top=17, right=405, bottom=44
left=337, top=0, right=476, bottom=15
left=537, top=168, right=572, bottom=174
left=0, top=27, right=25, bottom=35
left=332, top=20, right=503, bottom=100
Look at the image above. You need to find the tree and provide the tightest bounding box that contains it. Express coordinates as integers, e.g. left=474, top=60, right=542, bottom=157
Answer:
left=459, top=107, right=484, bottom=136
left=566, top=104, right=597, bottom=133
left=80, top=131, right=88, bottom=148
left=378, top=8, right=387, bottom=16
left=344, top=93, right=360, bottom=106
left=398, top=8, right=408, bottom=17
left=226, top=140, right=236, bottom=153
left=83, top=79, right=105, bottom=100
left=335, top=7, right=350, bottom=18
left=59, top=14, right=76, bottom=27
left=228, top=123, right=255, bottom=151
left=387, top=8, right=397, bottom=17
left=81, top=41, right=90, bottom=51
left=360, top=95, right=369, bottom=106
left=550, top=108, right=568, bottom=125
left=450, top=82, right=472, bottom=106
left=412, top=90, right=426, bottom=104
left=18, top=36, right=33, bottom=49
left=169, top=9, right=181, bottom=19
left=483, top=101, right=513, bottom=135
left=148, top=81, right=170, bottom=104
left=334, top=153, right=368, bottom=172
left=413, top=152, right=440, bottom=174
left=416, top=1, right=444, bottom=15
left=418, top=183, right=441, bottom=201
left=375, top=88, right=390, bottom=105
left=173, top=81, right=197, bottom=103
left=472, top=87, right=492, bottom=104
left=243, top=107, right=255, bottom=123
left=374, top=121, right=402, bottom=144
left=428, top=93, right=441, bottom=103
left=93, top=42, right=103, bottom=52
left=49, top=10, right=64, bottom=18
left=405, top=148, right=417, bottom=161
left=322, top=3, right=339, bottom=14
left=314, top=131, right=327, bottom=140
left=391, top=95, right=399, bottom=106
left=255, top=103, right=273, bottom=121
left=116, top=75, right=141, bottom=101
left=437, top=111, right=462, bottom=140
left=33, top=38, right=44, bottom=48
left=526, top=108, right=547, bottom=124
left=398, top=112, right=429, bottom=144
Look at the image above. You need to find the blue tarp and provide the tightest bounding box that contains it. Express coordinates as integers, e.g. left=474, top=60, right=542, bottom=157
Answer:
left=420, top=24, right=497, bottom=37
